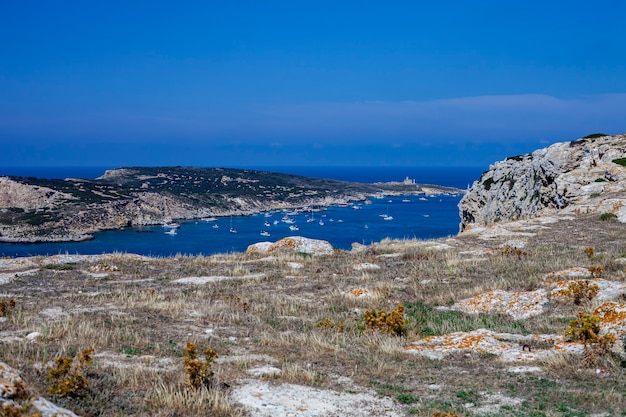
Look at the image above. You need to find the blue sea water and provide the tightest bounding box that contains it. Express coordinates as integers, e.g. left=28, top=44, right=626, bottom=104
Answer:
left=0, top=166, right=483, bottom=258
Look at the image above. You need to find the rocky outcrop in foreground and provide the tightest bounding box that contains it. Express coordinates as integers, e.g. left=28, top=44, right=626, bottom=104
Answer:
left=459, top=133, right=626, bottom=231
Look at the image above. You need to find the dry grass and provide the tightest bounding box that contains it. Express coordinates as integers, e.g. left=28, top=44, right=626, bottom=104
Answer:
left=2, top=212, right=626, bottom=416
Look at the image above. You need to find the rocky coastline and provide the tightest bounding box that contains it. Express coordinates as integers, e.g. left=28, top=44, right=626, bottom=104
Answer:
left=0, top=167, right=462, bottom=243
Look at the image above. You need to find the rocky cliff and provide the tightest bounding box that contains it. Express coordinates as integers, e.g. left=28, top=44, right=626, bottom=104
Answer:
left=459, top=133, right=626, bottom=231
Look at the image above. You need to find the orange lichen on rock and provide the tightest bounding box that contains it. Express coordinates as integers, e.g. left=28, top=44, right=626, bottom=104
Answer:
left=405, top=329, right=584, bottom=362
left=549, top=279, right=626, bottom=302
left=593, top=301, right=626, bottom=337
left=453, top=289, right=547, bottom=320
left=545, top=267, right=592, bottom=280
left=453, top=278, right=626, bottom=321
left=549, top=279, right=600, bottom=304
left=349, top=288, right=369, bottom=298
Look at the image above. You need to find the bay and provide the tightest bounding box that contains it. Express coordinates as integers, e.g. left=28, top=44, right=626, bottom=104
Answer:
left=0, top=166, right=481, bottom=258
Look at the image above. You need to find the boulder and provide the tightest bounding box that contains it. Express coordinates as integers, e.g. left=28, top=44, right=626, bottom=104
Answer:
left=0, top=361, right=80, bottom=416
left=246, top=236, right=333, bottom=256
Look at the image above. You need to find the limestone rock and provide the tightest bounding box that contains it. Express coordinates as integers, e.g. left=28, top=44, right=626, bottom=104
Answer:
left=405, top=329, right=584, bottom=361
left=245, top=241, right=273, bottom=254
left=460, top=133, right=626, bottom=231
left=0, top=362, right=81, bottom=416
left=30, top=397, right=81, bottom=417
left=0, top=362, right=24, bottom=399
left=246, top=236, right=334, bottom=256
left=352, top=262, right=381, bottom=271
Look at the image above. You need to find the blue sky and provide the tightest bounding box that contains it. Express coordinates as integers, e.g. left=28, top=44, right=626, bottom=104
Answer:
left=1, top=1, right=625, bottom=168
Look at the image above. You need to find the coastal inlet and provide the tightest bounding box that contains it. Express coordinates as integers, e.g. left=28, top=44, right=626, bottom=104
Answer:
left=0, top=194, right=462, bottom=257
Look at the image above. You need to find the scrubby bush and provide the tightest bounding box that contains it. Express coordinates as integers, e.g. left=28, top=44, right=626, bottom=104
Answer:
left=583, top=133, right=608, bottom=139
left=496, top=245, right=528, bottom=259
left=315, top=318, right=345, bottom=332
left=564, top=311, right=617, bottom=367
left=612, top=158, right=626, bottom=167
left=559, top=280, right=600, bottom=305
left=588, top=265, right=605, bottom=278
left=600, top=212, right=617, bottom=221
left=47, top=348, right=94, bottom=397
left=0, top=298, right=16, bottom=316
left=182, top=342, right=219, bottom=389
left=363, top=304, right=406, bottom=336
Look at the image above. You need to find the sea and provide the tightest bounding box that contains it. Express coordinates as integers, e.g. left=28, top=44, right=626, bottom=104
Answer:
left=0, top=166, right=484, bottom=258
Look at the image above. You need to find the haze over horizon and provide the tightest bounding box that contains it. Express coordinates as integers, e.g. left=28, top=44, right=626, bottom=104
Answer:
left=1, top=1, right=625, bottom=168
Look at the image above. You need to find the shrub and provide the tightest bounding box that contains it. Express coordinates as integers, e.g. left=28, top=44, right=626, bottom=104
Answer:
left=564, top=311, right=617, bottom=367
left=559, top=280, right=600, bottom=305
left=363, top=304, right=406, bottom=336
left=600, top=213, right=617, bottom=221
left=182, top=342, right=219, bottom=389
left=396, top=393, right=420, bottom=404
left=583, top=133, right=608, bottom=139
left=564, top=312, right=600, bottom=344
left=496, top=245, right=528, bottom=259
left=315, top=318, right=345, bottom=332
left=47, top=348, right=94, bottom=397
left=0, top=298, right=16, bottom=316
left=584, top=247, right=595, bottom=259
left=612, top=158, right=626, bottom=167
left=588, top=265, right=604, bottom=278
left=43, top=263, right=76, bottom=271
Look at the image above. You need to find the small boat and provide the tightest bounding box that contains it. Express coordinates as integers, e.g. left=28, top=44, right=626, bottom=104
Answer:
left=264, top=221, right=271, bottom=227
left=229, top=227, right=238, bottom=234
left=364, top=224, right=369, bottom=229
left=402, top=199, right=411, bottom=203
left=164, top=229, right=177, bottom=235
left=260, top=230, right=270, bottom=237
left=289, top=225, right=299, bottom=231
left=383, top=215, right=393, bottom=221
left=212, top=224, right=219, bottom=229
left=163, top=222, right=180, bottom=229
left=201, top=217, right=217, bottom=222
left=318, top=220, right=324, bottom=226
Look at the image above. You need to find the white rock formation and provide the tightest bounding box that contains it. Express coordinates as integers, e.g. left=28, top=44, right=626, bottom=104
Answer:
left=246, top=236, right=334, bottom=256
left=460, top=133, right=626, bottom=231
